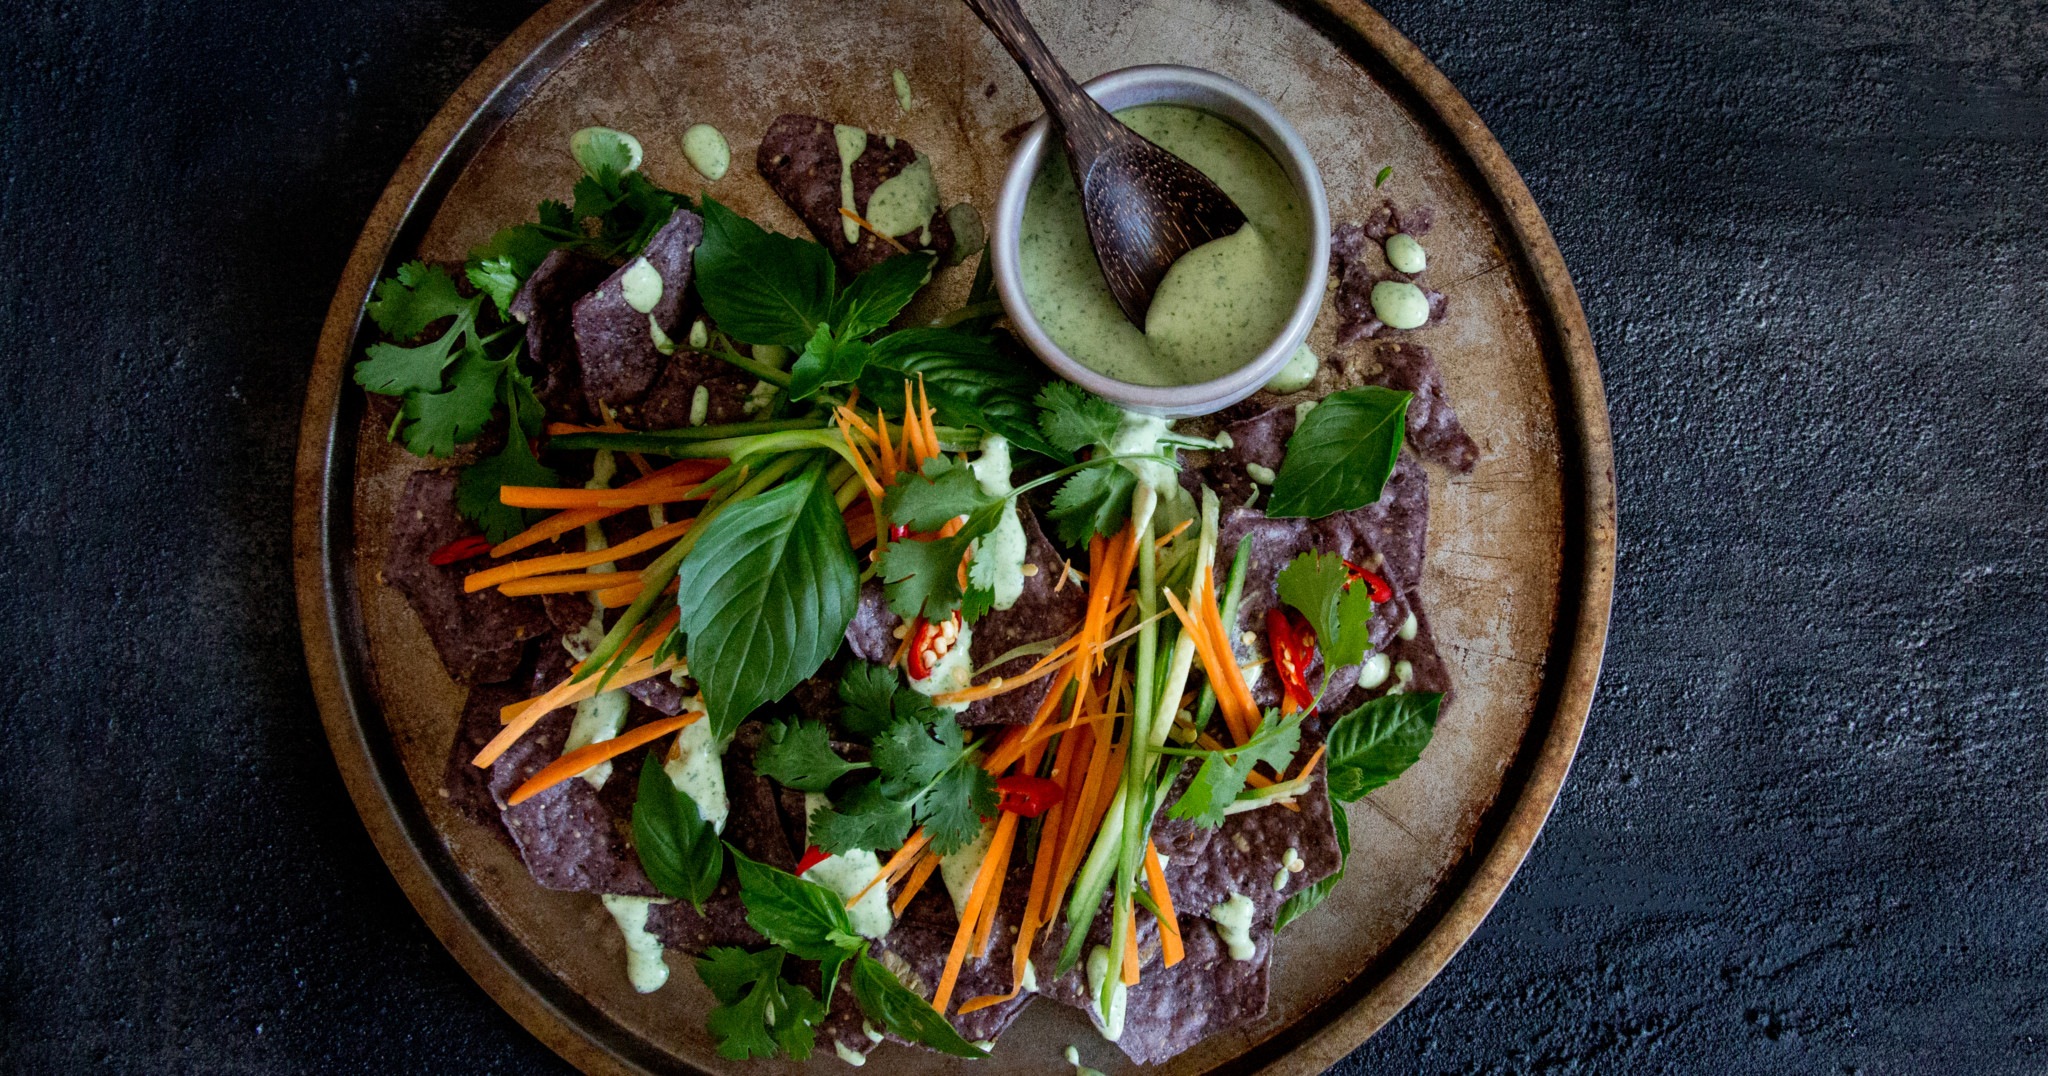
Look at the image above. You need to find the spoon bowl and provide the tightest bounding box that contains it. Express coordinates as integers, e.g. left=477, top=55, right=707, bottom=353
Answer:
left=963, top=0, right=1246, bottom=326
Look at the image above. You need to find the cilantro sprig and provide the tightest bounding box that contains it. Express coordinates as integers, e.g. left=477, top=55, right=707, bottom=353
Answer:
left=1162, top=710, right=1305, bottom=828
left=705, top=850, right=988, bottom=1061
left=807, top=706, right=997, bottom=857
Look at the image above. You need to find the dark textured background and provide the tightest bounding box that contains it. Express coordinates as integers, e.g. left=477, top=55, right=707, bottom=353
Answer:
left=2, top=0, right=2042, bottom=1072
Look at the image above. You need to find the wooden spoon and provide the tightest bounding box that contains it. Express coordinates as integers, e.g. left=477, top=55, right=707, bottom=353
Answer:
left=963, top=0, right=1247, bottom=328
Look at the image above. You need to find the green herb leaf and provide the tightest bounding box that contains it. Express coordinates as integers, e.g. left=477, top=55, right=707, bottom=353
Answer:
left=694, top=195, right=835, bottom=347
left=829, top=252, right=935, bottom=340
left=920, top=755, right=999, bottom=854
left=850, top=952, right=988, bottom=1059
left=696, top=947, right=829, bottom=1061
left=836, top=663, right=942, bottom=741
left=1274, top=803, right=1347, bottom=931
left=858, top=328, right=1063, bottom=460
left=1276, top=551, right=1378, bottom=679
left=1374, top=165, right=1393, bottom=188
left=873, top=711, right=970, bottom=798
left=365, top=261, right=472, bottom=341
left=455, top=427, right=558, bottom=542
left=673, top=465, right=860, bottom=739
left=787, top=322, right=874, bottom=401
left=1323, top=692, right=1440, bottom=802
left=884, top=456, right=998, bottom=532
left=875, top=527, right=977, bottom=622
left=731, top=848, right=866, bottom=960
left=1045, top=462, right=1137, bottom=546
left=1168, top=712, right=1304, bottom=828
left=805, top=779, right=917, bottom=855
left=1035, top=381, right=1123, bottom=456
left=631, top=750, right=725, bottom=911
left=396, top=345, right=509, bottom=458
left=754, top=717, right=869, bottom=792
left=1266, top=386, right=1412, bottom=519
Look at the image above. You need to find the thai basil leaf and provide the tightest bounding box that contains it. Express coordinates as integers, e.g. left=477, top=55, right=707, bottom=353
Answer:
left=1274, top=805, right=1348, bottom=931
left=672, top=465, right=859, bottom=738
left=631, top=750, right=725, bottom=911
left=694, top=195, right=835, bottom=346
left=730, top=848, right=865, bottom=961
left=1323, top=692, right=1441, bottom=802
left=851, top=952, right=988, bottom=1058
left=1266, top=386, right=1411, bottom=519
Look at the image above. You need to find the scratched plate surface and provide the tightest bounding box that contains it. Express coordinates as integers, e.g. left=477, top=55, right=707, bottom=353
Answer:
left=343, top=0, right=1579, bottom=1072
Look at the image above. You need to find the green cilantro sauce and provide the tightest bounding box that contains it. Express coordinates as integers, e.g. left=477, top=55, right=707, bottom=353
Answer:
left=600, top=894, right=671, bottom=993
left=804, top=793, right=895, bottom=938
left=1211, top=892, right=1257, bottom=960
left=1019, top=105, right=1309, bottom=386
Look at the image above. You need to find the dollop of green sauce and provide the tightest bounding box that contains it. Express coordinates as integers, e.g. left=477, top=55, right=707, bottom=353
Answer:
left=1018, top=105, right=1309, bottom=386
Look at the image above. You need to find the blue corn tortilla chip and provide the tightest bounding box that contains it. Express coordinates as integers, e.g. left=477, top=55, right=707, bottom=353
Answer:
left=509, top=248, right=612, bottom=424
left=1371, top=341, right=1478, bottom=473
left=756, top=113, right=955, bottom=277
left=385, top=469, right=550, bottom=684
left=572, top=207, right=702, bottom=415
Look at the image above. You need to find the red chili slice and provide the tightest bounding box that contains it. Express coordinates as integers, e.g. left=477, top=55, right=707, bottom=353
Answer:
left=1266, top=608, right=1318, bottom=712
left=429, top=535, right=494, bottom=566
left=904, top=612, right=963, bottom=680
left=994, top=774, right=1064, bottom=818
left=795, top=845, right=830, bottom=875
left=1342, top=559, right=1394, bottom=603
left=889, top=524, right=911, bottom=541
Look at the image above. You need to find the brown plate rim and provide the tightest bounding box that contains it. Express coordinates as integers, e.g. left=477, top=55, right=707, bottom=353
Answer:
left=291, top=1, right=1617, bottom=1073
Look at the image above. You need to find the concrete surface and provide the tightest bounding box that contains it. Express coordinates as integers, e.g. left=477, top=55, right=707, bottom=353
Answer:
left=0, top=1, right=2041, bottom=1073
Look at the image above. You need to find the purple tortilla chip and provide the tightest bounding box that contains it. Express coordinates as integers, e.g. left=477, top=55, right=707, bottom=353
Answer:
left=642, top=723, right=800, bottom=955
left=572, top=207, right=703, bottom=414
left=1330, top=218, right=1445, bottom=345
left=1111, top=914, right=1273, bottom=1066
left=756, top=114, right=955, bottom=276
left=509, top=248, right=612, bottom=424
left=442, top=673, right=527, bottom=849
left=1371, top=342, right=1478, bottom=473
left=632, top=352, right=755, bottom=429
left=384, top=469, right=550, bottom=684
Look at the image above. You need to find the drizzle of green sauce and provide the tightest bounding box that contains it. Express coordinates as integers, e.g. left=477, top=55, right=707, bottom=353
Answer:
left=834, top=124, right=868, bottom=244
left=1018, top=105, right=1309, bottom=386
left=620, top=257, right=663, bottom=314
left=680, top=123, right=729, bottom=182
left=867, top=154, right=939, bottom=246
left=892, top=68, right=915, bottom=113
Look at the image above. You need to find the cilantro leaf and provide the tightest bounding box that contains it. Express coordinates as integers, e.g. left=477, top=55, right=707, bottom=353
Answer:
left=1045, top=463, right=1137, bottom=547
left=1168, top=712, right=1304, bottom=828
left=806, top=779, right=917, bottom=855
left=694, top=195, right=835, bottom=347
left=883, top=456, right=996, bottom=532
left=730, top=848, right=865, bottom=960
left=1322, top=693, right=1440, bottom=802
left=1276, top=551, right=1378, bottom=683
left=570, top=126, right=642, bottom=178
left=873, top=712, right=970, bottom=798
left=920, top=757, right=999, bottom=855
left=787, top=322, right=873, bottom=401
left=397, top=345, right=507, bottom=458
left=836, top=663, right=943, bottom=741
left=631, top=750, right=725, bottom=911
left=851, top=952, right=988, bottom=1059
left=1036, top=380, right=1122, bottom=456
left=876, top=528, right=978, bottom=622
left=754, top=717, right=869, bottom=792
left=697, top=947, right=828, bottom=1061
left=829, top=252, right=935, bottom=340
left=1266, top=386, right=1412, bottom=519
left=365, top=261, right=471, bottom=340
left=672, top=466, right=859, bottom=739
left=1274, top=803, right=1347, bottom=931
left=456, top=427, right=557, bottom=542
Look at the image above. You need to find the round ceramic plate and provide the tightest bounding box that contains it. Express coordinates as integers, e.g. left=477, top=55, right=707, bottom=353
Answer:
left=293, top=0, right=1615, bottom=1073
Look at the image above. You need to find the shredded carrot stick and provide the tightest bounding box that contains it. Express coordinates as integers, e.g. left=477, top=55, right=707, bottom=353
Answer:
left=915, top=376, right=940, bottom=460
left=465, top=519, right=693, bottom=592
left=933, top=812, right=1018, bottom=1014
left=930, top=631, right=1087, bottom=706
left=1164, top=588, right=1247, bottom=743
left=834, top=410, right=887, bottom=500
left=1153, top=518, right=1193, bottom=549
left=495, top=608, right=677, bottom=724
left=490, top=459, right=727, bottom=557
left=1121, top=924, right=1140, bottom=985
left=498, top=484, right=714, bottom=510
left=1144, top=841, right=1184, bottom=967
left=837, top=207, right=912, bottom=254
left=843, top=499, right=877, bottom=548
left=472, top=654, right=677, bottom=768
left=496, top=571, right=643, bottom=596
left=506, top=712, right=701, bottom=805
left=1293, top=744, right=1327, bottom=782
left=890, top=851, right=942, bottom=916
left=850, top=829, right=931, bottom=907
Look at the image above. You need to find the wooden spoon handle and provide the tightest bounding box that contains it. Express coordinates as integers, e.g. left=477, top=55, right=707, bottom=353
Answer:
left=960, top=0, right=1125, bottom=163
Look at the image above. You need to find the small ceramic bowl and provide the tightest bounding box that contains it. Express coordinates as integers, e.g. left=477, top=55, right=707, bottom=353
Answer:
left=991, top=64, right=1331, bottom=417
